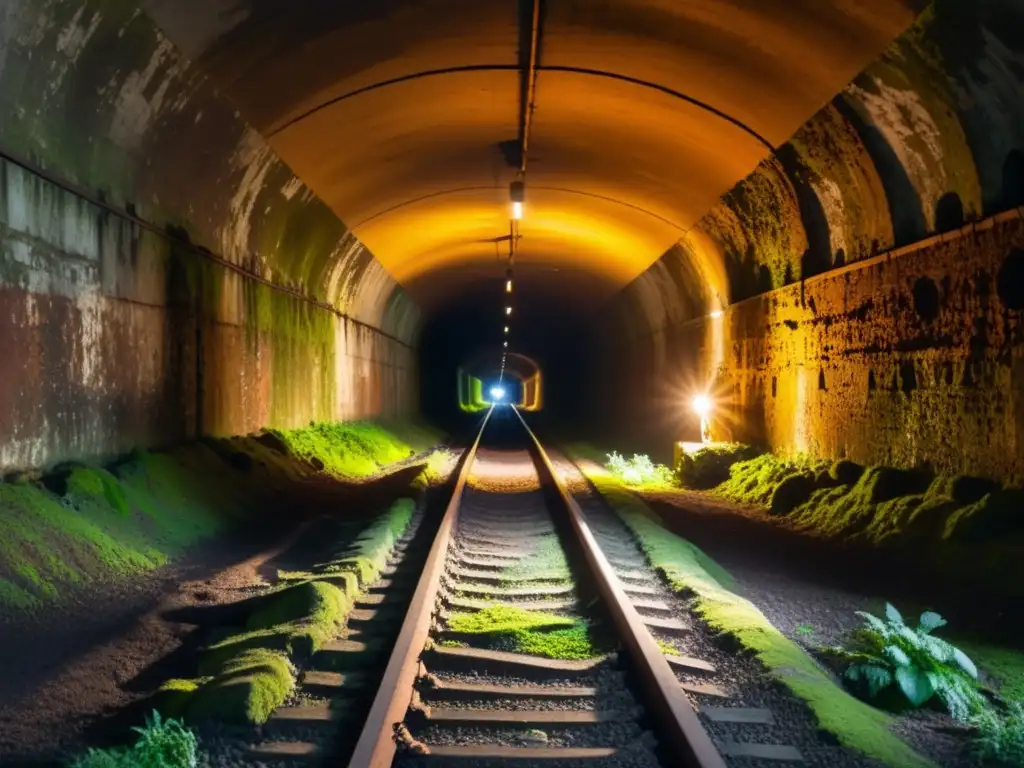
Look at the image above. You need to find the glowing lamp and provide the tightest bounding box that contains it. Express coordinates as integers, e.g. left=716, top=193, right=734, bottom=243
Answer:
left=691, top=394, right=712, bottom=418
left=505, top=306, right=513, bottom=316
left=509, top=180, right=525, bottom=220
left=503, top=341, right=508, bottom=348
left=504, top=326, right=509, bottom=334
left=490, top=386, right=506, bottom=401
left=709, top=310, right=724, bottom=319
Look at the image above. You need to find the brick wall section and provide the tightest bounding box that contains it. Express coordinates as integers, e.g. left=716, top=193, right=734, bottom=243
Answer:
left=597, top=210, right=1024, bottom=481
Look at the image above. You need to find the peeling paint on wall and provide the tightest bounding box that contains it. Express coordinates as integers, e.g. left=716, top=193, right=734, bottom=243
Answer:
left=0, top=0, right=421, bottom=472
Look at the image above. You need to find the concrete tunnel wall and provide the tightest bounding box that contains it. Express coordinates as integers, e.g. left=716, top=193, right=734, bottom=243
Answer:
left=0, top=0, right=421, bottom=472
left=592, top=0, right=1024, bottom=481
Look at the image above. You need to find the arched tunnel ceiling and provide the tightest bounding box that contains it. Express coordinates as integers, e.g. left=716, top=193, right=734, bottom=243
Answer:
left=141, top=0, right=924, bottom=313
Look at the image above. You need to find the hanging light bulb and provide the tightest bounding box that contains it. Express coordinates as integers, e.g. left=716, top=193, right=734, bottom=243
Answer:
left=509, top=180, right=525, bottom=221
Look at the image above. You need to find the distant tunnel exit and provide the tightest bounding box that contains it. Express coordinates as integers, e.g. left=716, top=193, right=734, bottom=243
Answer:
left=458, top=351, right=543, bottom=412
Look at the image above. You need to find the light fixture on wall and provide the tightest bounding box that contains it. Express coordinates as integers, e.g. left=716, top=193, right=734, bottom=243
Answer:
left=505, top=306, right=513, bottom=316
left=504, top=326, right=509, bottom=334
left=506, top=268, right=514, bottom=293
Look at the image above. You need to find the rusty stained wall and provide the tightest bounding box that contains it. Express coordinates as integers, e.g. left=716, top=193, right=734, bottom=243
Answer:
left=593, top=0, right=1024, bottom=476
left=597, top=213, right=1024, bottom=481
left=0, top=0, right=420, bottom=472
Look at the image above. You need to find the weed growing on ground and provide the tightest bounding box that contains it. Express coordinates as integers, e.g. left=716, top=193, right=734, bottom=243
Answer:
left=657, top=638, right=681, bottom=656
left=825, top=604, right=985, bottom=721
left=69, top=710, right=198, bottom=768
left=971, top=701, right=1024, bottom=767
left=606, top=452, right=674, bottom=488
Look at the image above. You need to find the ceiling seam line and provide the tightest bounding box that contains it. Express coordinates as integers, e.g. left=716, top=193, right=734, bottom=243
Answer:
left=266, top=65, right=772, bottom=150
left=349, top=185, right=690, bottom=232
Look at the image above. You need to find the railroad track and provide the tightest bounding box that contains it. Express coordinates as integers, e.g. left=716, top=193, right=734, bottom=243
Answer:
left=336, top=408, right=806, bottom=768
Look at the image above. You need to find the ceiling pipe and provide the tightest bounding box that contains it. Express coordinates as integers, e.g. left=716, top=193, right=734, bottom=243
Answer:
left=519, top=0, right=542, bottom=175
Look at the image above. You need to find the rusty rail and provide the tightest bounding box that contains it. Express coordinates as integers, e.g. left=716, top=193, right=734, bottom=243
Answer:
left=346, top=408, right=493, bottom=768
left=512, top=407, right=728, bottom=768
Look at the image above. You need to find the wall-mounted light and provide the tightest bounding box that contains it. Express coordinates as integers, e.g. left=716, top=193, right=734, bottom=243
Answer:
left=510, top=180, right=525, bottom=221
left=503, top=341, right=508, bottom=348
left=506, top=279, right=513, bottom=293
left=691, top=394, right=712, bottom=418
left=504, top=326, right=509, bottom=334
left=505, top=306, right=513, bottom=316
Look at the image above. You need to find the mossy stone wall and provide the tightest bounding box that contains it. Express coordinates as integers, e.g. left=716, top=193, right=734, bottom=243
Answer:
left=0, top=0, right=419, bottom=471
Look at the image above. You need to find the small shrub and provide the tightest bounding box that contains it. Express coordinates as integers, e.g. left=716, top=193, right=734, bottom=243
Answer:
left=829, top=603, right=985, bottom=720
left=971, top=701, right=1024, bottom=767
left=69, top=710, right=198, bottom=768
left=676, top=443, right=762, bottom=489
left=606, top=452, right=673, bottom=487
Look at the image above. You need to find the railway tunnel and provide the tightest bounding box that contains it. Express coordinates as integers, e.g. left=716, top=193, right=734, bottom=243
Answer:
left=1, top=0, right=1023, bottom=766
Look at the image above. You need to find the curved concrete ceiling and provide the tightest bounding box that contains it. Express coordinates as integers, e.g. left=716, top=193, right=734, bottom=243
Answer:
left=142, top=0, right=923, bottom=313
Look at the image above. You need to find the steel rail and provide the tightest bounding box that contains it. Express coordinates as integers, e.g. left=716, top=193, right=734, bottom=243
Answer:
left=512, top=407, right=728, bottom=768
left=347, top=407, right=494, bottom=768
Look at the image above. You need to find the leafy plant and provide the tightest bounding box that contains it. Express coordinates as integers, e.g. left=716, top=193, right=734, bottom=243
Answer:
left=606, top=452, right=673, bottom=487
left=69, top=710, right=198, bottom=768
left=971, top=701, right=1024, bottom=767
left=832, top=603, right=985, bottom=720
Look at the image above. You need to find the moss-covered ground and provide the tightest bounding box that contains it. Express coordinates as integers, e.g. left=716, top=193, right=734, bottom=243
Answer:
left=159, top=495, right=418, bottom=726
left=664, top=444, right=1024, bottom=601
left=501, top=535, right=571, bottom=583
left=0, top=419, right=440, bottom=615
left=271, top=419, right=441, bottom=479
left=446, top=605, right=603, bottom=660
left=570, top=458, right=934, bottom=768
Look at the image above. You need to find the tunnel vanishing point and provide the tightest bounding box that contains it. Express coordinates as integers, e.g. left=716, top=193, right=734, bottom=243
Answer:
left=0, top=0, right=1022, bottom=483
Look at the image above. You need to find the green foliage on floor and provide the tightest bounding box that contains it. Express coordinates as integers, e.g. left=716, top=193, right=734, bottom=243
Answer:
left=162, top=496, right=416, bottom=726
left=605, top=451, right=674, bottom=488
left=971, top=701, right=1024, bottom=767
left=69, top=710, right=199, bottom=768
left=955, top=642, right=1024, bottom=702
left=270, top=420, right=441, bottom=478
left=0, top=417, right=437, bottom=614
left=824, top=604, right=985, bottom=720
left=570, top=459, right=933, bottom=768
left=188, top=649, right=296, bottom=725
left=446, top=605, right=601, bottom=660
left=0, top=444, right=246, bottom=613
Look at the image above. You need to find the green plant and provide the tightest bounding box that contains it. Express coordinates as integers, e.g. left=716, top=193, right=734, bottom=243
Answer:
left=69, top=710, right=198, bottom=768
left=606, top=452, right=673, bottom=487
left=970, top=701, right=1024, bottom=767
left=835, top=603, right=984, bottom=720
